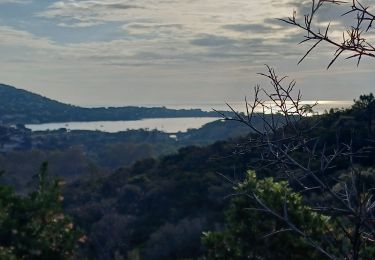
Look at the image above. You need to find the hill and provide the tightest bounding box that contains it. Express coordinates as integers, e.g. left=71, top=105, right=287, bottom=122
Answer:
left=0, top=84, right=221, bottom=124
left=62, top=102, right=375, bottom=259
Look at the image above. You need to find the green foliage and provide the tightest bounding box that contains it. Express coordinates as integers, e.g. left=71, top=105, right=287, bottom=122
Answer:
left=13, top=98, right=372, bottom=259
left=353, top=93, right=375, bottom=110
left=202, top=171, right=333, bottom=259
left=0, top=163, right=82, bottom=259
left=64, top=140, right=248, bottom=259
left=352, top=93, right=375, bottom=133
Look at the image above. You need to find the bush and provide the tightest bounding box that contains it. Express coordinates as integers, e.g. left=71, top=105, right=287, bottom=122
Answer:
left=0, top=163, right=82, bottom=259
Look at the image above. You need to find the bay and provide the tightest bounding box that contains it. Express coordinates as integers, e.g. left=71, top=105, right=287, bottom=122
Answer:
left=152, top=100, right=353, bottom=114
left=26, top=101, right=353, bottom=133
left=26, top=117, right=221, bottom=133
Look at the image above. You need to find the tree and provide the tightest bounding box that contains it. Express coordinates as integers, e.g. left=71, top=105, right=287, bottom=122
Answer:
left=204, top=0, right=375, bottom=258
left=203, top=171, right=334, bottom=260
left=209, top=61, right=375, bottom=259
left=0, top=163, right=84, bottom=259
left=352, top=93, right=375, bottom=133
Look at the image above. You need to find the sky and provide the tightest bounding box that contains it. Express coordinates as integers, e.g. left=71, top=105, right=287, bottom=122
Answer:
left=0, top=0, right=374, bottom=107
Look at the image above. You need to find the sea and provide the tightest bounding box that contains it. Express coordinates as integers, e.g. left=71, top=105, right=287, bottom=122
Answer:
left=26, top=101, right=353, bottom=134
left=155, top=100, right=353, bottom=114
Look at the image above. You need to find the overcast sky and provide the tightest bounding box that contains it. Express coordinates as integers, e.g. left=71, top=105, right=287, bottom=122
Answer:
left=0, top=0, right=374, bottom=107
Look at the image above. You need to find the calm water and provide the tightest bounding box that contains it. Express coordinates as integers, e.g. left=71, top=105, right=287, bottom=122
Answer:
left=153, top=101, right=353, bottom=114
left=26, top=117, right=221, bottom=133
left=26, top=101, right=353, bottom=133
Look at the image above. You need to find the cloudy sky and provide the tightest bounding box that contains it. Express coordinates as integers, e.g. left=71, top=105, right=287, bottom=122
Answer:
left=0, top=0, right=374, bottom=107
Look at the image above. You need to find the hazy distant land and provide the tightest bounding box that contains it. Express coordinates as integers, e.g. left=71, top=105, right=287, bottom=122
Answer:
left=0, top=83, right=223, bottom=124
left=0, top=82, right=354, bottom=138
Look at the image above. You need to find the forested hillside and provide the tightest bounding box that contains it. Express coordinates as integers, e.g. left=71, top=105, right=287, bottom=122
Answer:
left=1, top=0, right=375, bottom=259
left=61, top=101, right=375, bottom=259
left=0, top=84, right=220, bottom=124
left=0, top=118, right=254, bottom=193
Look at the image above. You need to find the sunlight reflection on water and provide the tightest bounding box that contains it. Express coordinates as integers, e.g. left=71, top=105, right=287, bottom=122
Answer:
left=158, top=101, right=353, bottom=114
left=26, top=101, right=353, bottom=133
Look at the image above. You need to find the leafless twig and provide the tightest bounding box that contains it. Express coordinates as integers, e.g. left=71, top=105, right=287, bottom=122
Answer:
left=221, top=66, right=375, bottom=259
left=281, top=0, right=375, bottom=68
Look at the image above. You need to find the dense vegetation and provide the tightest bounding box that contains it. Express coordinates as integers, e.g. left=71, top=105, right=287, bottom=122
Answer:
left=0, top=119, right=252, bottom=193
left=203, top=171, right=330, bottom=259
left=0, top=163, right=82, bottom=259
left=0, top=90, right=374, bottom=259
left=58, top=99, right=375, bottom=259
left=2, top=0, right=375, bottom=258
left=63, top=139, right=250, bottom=259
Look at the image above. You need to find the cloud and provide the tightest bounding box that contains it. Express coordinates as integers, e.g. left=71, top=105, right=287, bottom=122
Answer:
left=0, top=0, right=31, bottom=4
left=0, top=0, right=314, bottom=67
left=223, top=23, right=274, bottom=32
left=37, top=1, right=145, bottom=27
left=1, top=0, right=373, bottom=106
left=191, top=34, right=236, bottom=47
left=0, top=25, right=57, bottom=49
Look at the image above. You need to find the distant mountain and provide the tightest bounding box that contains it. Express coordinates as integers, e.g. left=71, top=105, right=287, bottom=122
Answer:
left=0, top=84, right=221, bottom=124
